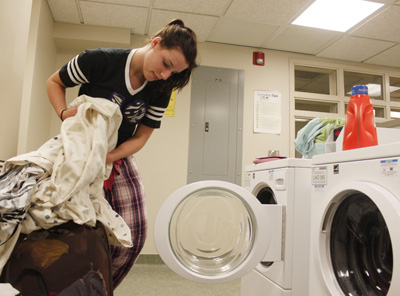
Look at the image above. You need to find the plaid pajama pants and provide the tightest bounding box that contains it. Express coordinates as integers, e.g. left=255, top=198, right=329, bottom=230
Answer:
left=103, top=155, right=147, bottom=288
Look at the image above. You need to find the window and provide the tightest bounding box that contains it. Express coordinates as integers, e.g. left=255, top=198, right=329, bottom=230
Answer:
left=293, top=65, right=339, bottom=157
left=296, top=99, right=338, bottom=113
left=390, top=107, right=400, bottom=119
left=389, top=77, right=400, bottom=102
left=344, top=71, right=383, bottom=100
left=295, top=66, right=337, bottom=95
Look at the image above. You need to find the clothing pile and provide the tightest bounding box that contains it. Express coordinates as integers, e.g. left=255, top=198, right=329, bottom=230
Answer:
left=0, top=95, right=133, bottom=275
left=294, top=118, right=345, bottom=159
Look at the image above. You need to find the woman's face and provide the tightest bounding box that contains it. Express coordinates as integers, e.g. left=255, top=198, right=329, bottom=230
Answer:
left=143, top=37, right=189, bottom=82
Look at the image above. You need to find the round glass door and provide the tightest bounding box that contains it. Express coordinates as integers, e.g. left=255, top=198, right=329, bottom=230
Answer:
left=317, top=182, right=400, bottom=296
left=330, top=193, right=392, bottom=295
left=169, top=187, right=254, bottom=276
left=154, top=180, right=278, bottom=284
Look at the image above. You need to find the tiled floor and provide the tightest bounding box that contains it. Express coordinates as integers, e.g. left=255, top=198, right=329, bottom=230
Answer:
left=114, top=256, right=241, bottom=296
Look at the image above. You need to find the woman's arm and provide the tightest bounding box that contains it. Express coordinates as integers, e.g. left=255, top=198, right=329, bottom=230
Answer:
left=47, top=71, right=77, bottom=120
left=106, top=124, right=154, bottom=164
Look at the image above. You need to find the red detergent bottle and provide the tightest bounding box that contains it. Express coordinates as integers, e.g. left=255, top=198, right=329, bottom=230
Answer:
left=342, top=85, right=378, bottom=150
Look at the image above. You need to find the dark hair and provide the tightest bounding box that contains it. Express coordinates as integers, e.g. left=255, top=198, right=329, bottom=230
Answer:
left=150, top=19, right=198, bottom=93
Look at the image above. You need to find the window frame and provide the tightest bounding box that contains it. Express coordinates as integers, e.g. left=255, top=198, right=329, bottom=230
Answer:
left=290, top=59, right=400, bottom=157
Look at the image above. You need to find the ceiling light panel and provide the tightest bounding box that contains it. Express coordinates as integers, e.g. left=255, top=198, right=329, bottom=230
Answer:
left=292, top=0, right=384, bottom=32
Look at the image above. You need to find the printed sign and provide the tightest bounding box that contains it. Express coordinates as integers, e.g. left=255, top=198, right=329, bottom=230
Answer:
left=312, top=166, right=327, bottom=186
left=254, top=90, right=281, bottom=134
left=381, top=159, right=398, bottom=176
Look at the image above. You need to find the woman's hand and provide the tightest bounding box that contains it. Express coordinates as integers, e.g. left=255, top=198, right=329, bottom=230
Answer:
left=105, top=124, right=154, bottom=165
left=106, top=152, right=115, bottom=165
left=61, top=107, right=78, bottom=121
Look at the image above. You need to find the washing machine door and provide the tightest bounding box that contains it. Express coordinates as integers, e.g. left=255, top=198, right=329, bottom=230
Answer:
left=154, top=180, right=283, bottom=284
left=316, top=181, right=400, bottom=296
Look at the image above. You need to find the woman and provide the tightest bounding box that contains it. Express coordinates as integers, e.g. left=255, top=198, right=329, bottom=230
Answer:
left=47, top=19, right=198, bottom=288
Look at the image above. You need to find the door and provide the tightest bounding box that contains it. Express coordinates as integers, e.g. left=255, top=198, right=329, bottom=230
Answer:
left=314, top=181, right=400, bottom=296
left=188, top=66, right=244, bottom=185
left=154, top=180, right=283, bottom=284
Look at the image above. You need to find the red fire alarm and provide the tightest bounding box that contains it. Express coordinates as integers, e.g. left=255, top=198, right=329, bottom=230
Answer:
left=253, top=51, right=265, bottom=66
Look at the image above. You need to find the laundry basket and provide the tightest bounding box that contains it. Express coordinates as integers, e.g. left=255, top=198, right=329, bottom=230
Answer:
left=0, top=221, right=112, bottom=295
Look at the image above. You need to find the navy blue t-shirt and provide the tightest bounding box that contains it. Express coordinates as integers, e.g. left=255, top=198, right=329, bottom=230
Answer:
left=59, top=48, right=171, bottom=146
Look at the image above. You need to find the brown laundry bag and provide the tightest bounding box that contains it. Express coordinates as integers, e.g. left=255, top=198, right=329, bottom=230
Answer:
left=0, top=221, right=113, bottom=296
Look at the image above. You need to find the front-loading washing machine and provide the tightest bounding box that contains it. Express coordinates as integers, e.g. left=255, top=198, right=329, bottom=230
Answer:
left=240, top=158, right=312, bottom=296
left=152, top=158, right=312, bottom=295
left=309, top=142, right=400, bottom=296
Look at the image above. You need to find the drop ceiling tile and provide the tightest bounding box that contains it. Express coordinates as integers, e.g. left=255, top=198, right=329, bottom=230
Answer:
left=264, top=25, right=341, bottom=55
left=364, top=44, right=400, bottom=68
left=225, top=0, right=313, bottom=26
left=153, top=0, right=230, bottom=16
left=82, top=0, right=151, bottom=7
left=350, top=5, right=400, bottom=42
left=207, top=18, right=278, bottom=47
left=148, top=10, right=218, bottom=42
left=48, top=0, right=81, bottom=24
left=79, top=1, right=148, bottom=34
left=317, top=36, right=395, bottom=62
left=44, top=0, right=400, bottom=68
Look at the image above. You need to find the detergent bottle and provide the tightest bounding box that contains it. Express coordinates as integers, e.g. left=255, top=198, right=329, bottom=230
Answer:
left=342, top=85, right=378, bottom=150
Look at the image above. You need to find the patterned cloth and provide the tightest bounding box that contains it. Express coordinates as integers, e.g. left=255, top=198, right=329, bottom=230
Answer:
left=0, top=96, right=133, bottom=275
left=0, top=166, right=44, bottom=224
left=294, top=117, right=345, bottom=159
left=104, top=155, right=147, bottom=288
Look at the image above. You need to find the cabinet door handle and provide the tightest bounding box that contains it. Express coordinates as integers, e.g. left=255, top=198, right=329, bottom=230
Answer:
left=205, top=122, right=209, bottom=132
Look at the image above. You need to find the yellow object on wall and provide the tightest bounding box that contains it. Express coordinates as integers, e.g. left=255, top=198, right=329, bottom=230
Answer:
left=165, top=90, right=176, bottom=117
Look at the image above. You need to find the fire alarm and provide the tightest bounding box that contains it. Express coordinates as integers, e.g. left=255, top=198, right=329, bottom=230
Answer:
left=253, top=51, right=265, bottom=66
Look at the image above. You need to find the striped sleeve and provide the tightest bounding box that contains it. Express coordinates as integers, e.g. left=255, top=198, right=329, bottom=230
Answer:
left=145, top=105, right=167, bottom=122
left=58, top=49, right=102, bottom=87
left=65, top=54, right=89, bottom=85
left=140, top=89, right=171, bottom=129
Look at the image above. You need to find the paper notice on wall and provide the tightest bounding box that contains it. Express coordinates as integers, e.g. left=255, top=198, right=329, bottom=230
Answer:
left=254, top=90, right=281, bottom=134
left=165, top=90, right=176, bottom=117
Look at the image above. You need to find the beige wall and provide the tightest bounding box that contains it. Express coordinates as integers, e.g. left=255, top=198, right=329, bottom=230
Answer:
left=18, top=0, right=58, bottom=154
left=0, top=0, right=31, bottom=160
left=0, top=0, right=57, bottom=159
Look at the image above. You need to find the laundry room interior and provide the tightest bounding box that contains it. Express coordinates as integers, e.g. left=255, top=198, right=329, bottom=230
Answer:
left=1, top=0, right=400, bottom=295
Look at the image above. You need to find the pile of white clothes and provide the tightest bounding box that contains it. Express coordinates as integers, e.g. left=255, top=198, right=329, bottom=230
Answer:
left=0, top=95, right=133, bottom=274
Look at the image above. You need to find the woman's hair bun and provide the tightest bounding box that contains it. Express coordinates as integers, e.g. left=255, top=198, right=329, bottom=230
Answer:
left=168, top=19, right=185, bottom=27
